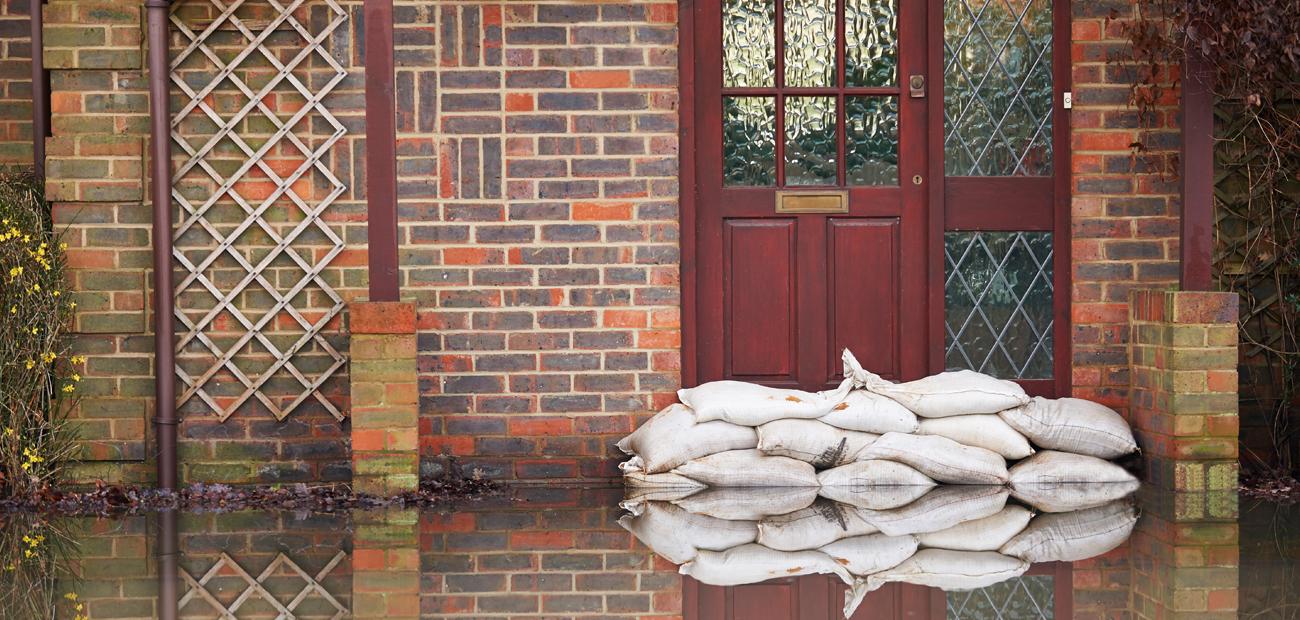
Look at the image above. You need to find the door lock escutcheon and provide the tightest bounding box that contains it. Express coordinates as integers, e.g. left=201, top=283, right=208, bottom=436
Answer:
left=909, top=74, right=926, bottom=98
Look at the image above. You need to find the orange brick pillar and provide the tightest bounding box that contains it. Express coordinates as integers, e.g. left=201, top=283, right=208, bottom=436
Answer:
left=1129, top=491, right=1240, bottom=618
left=349, top=301, right=420, bottom=494
left=1129, top=289, right=1239, bottom=492
left=352, top=509, right=421, bottom=619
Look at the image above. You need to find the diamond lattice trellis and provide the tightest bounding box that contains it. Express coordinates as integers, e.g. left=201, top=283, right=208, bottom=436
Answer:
left=179, top=551, right=349, bottom=619
left=947, top=575, right=1055, bottom=619
left=170, top=0, right=349, bottom=422
left=945, top=231, right=1054, bottom=379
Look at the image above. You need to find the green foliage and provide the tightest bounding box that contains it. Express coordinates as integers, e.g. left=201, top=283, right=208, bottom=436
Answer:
left=0, top=173, right=80, bottom=497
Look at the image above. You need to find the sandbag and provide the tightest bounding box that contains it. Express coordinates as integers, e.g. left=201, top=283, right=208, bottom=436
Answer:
left=672, top=449, right=820, bottom=487
left=818, top=390, right=920, bottom=434
left=1001, top=501, right=1137, bottom=562
left=757, top=419, right=878, bottom=468
left=1011, top=480, right=1141, bottom=513
left=756, top=499, right=878, bottom=551
left=843, top=350, right=1028, bottom=417
left=1000, top=396, right=1139, bottom=459
left=862, top=485, right=1009, bottom=537
left=819, top=483, right=934, bottom=511
left=680, top=544, right=852, bottom=587
left=817, top=460, right=936, bottom=488
left=917, top=415, right=1034, bottom=460
left=617, top=404, right=758, bottom=474
left=862, top=549, right=1030, bottom=591
left=673, top=486, right=819, bottom=521
left=679, top=379, right=852, bottom=426
left=1009, top=451, right=1138, bottom=486
left=623, top=471, right=706, bottom=488
left=618, top=501, right=758, bottom=564
left=916, top=505, right=1034, bottom=552
left=819, top=533, right=919, bottom=576
left=863, top=433, right=1009, bottom=485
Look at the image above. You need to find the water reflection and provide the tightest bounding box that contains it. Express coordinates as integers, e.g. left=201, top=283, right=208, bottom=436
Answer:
left=0, top=486, right=1294, bottom=619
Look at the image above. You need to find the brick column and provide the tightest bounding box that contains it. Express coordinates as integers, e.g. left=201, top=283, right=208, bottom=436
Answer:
left=1129, top=491, right=1239, bottom=619
left=350, top=301, right=419, bottom=495
left=352, top=509, right=421, bottom=620
left=1129, top=289, right=1239, bottom=492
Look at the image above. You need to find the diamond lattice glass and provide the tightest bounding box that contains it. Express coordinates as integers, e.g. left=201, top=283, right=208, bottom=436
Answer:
left=948, top=575, right=1055, bottom=619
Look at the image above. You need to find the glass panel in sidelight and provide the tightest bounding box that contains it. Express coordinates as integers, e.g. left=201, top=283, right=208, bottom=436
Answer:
left=723, top=96, right=778, bottom=186
left=784, top=96, right=838, bottom=185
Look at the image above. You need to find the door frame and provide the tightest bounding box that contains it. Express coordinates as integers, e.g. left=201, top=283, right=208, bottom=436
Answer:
left=680, top=0, right=1073, bottom=397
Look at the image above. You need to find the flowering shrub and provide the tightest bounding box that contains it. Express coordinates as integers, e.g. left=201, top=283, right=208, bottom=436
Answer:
left=0, top=173, right=78, bottom=497
left=0, top=515, right=79, bottom=620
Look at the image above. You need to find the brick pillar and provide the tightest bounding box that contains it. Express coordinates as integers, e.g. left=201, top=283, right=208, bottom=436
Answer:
left=1129, top=289, right=1239, bottom=492
left=350, top=301, right=419, bottom=494
left=352, top=509, right=421, bottom=620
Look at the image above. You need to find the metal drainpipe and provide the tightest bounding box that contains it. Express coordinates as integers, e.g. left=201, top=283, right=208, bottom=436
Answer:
left=146, top=0, right=177, bottom=491
left=30, top=0, right=46, bottom=178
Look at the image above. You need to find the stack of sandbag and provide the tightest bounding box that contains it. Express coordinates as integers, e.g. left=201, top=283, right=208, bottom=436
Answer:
left=619, top=349, right=1140, bottom=490
left=620, top=483, right=1138, bottom=619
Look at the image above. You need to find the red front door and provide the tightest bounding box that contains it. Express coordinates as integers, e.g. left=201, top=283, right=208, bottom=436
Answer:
left=690, top=0, right=930, bottom=390
left=686, top=576, right=944, bottom=620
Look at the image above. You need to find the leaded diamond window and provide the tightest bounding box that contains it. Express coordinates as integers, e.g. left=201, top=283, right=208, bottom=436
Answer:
left=948, top=575, right=1055, bottom=619
left=945, top=232, right=1053, bottom=379
left=943, top=0, right=1053, bottom=176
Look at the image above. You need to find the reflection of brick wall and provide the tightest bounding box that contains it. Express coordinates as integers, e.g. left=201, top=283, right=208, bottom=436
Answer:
left=420, top=488, right=682, bottom=618
left=1069, top=1, right=1183, bottom=414
left=398, top=2, right=682, bottom=481
left=0, top=1, right=32, bottom=167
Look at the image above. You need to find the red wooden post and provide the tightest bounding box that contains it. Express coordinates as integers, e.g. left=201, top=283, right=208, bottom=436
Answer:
left=364, top=0, right=400, bottom=302
left=1180, top=50, right=1215, bottom=291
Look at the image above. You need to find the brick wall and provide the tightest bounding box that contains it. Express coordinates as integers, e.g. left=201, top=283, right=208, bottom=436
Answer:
left=0, top=0, right=30, bottom=167
left=396, top=1, right=682, bottom=481
left=1069, top=0, right=1183, bottom=413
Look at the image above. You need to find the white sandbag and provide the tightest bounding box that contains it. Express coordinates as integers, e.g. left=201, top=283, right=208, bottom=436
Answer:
left=623, top=478, right=704, bottom=504
left=680, top=544, right=852, bottom=587
left=917, top=415, right=1034, bottom=460
left=864, top=549, right=1030, bottom=591
left=673, top=486, right=820, bottom=521
left=624, top=471, right=706, bottom=488
left=617, top=404, right=758, bottom=474
left=1009, top=451, right=1138, bottom=486
left=863, top=485, right=1009, bottom=537
left=817, top=460, right=936, bottom=488
left=820, top=533, right=919, bottom=576
left=818, top=390, right=920, bottom=434
left=1011, top=480, right=1141, bottom=513
left=843, top=350, right=1028, bottom=417
left=756, top=499, right=878, bottom=551
left=672, top=449, right=820, bottom=487
left=757, top=419, right=878, bottom=468
left=916, top=505, right=1034, bottom=552
left=863, top=433, right=1009, bottom=485
left=618, top=501, right=758, bottom=565
left=679, top=379, right=852, bottom=426
left=818, top=483, right=934, bottom=511
left=1000, top=396, right=1139, bottom=459
left=1001, top=501, right=1137, bottom=562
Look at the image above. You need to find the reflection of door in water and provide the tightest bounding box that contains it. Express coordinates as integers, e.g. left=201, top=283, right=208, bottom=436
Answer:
left=685, top=576, right=942, bottom=620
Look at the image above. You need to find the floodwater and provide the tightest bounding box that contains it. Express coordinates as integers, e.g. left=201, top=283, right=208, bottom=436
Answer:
left=1, top=485, right=1296, bottom=619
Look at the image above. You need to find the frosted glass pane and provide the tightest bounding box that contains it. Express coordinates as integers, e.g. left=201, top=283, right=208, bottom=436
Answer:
left=846, top=0, right=898, bottom=87
left=724, top=97, right=777, bottom=186
left=724, top=0, right=776, bottom=88
left=784, top=0, right=836, bottom=87
left=785, top=96, right=838, bottom=185
left=944, top=0, right=1053, bottom=175
left=846, top=96, right=899, bottom=185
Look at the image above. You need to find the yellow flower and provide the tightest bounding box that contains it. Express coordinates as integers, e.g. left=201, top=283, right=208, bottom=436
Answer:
left=3, top=428, right=12, bottom=436
left=72, top=355, right=86, bottom=365
left=71, top=373, right=81, bottom=382
left=42, top=352, right=55, bottom=363
left=64, top=593, right=78, bottom=602
left=62, top=385, right=75, bottom=393
left=59, top=242, right=68, bottom=251
left=8, top=305, right=14, bottom=314
left=24, top=359, right=34, bottom=370
left=52, top=290, right=60, bottom=297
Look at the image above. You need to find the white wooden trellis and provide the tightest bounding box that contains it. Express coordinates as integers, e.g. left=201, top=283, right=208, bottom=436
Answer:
left=169, top=0, right=349, bottom=422
left=179, top=551, right=350, bottom=619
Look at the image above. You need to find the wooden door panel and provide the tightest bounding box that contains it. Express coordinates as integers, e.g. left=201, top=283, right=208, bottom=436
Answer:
left=687, top=577, right=942, bottom=620
left=724, top=219, right=798, bottom=382
left=827, top=218, right=900, bottom=382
